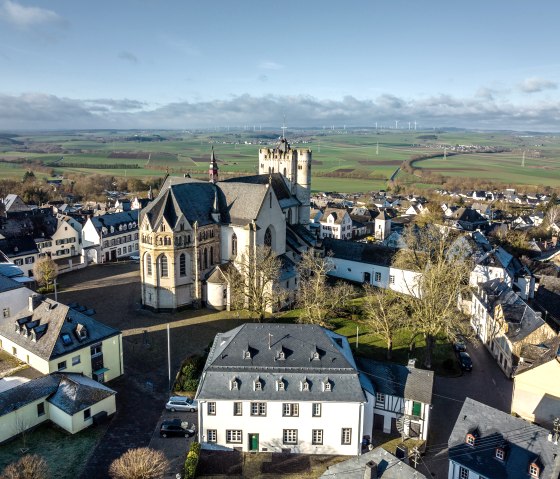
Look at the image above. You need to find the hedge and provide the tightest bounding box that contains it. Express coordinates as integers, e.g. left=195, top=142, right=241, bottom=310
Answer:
left=183, top=441, right=201, bottom=479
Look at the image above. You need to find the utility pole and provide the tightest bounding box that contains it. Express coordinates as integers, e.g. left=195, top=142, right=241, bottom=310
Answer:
left=167, top=323, right=171, bottom=392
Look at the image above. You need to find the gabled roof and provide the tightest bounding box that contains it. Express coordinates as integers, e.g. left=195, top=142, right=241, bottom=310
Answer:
left=197, top=323, right=370, bottom=403
left=323, top=238, right=399, bottom=268
left=0, top=273, right=24, bottom=294
left=449, top=398, right=560, bottom=479
left=89, top=210, right=139, bottom=237
left=217, top=182, right=270, bottom=225
left=0, top=236, right=39, bottom=257
left=0, top=298, right=121, bottom=361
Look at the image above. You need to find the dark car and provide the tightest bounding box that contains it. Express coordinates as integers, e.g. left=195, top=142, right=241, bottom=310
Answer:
left=159, top=419, right=195, bottom=438
left=453, top=340, right=467, bottom=353
left=458, top=351, right=473, bottom=371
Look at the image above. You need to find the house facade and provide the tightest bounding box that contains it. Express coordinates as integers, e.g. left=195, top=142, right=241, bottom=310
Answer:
left=319, top=208, right=353, bottom=240
left=0, top=295, right=123, bottom=383
left=195, top=323, right=374, bottom=455
left=0, top=237, right=39, bottom=277
left=36, top=215, right=82, bottom=260
left=0, top=274, right=33, bottom=321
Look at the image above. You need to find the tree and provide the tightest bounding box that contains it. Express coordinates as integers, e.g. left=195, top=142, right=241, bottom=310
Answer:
left=226, top=245, right=285, bottom=321
left=545, top=205, right=560, bottom=227
left=1, top=454, right=49, bottom=479
left=361, top=285, right=407, bottom=360
left=33, top=256, right=59, bottom=291
left=296, top=250, right=355, bottom=327
left=394, top=225, right=473, bottom=368
left=108, top=447, right=168, bottom=479
left=22, top=170, right=36, bottom=183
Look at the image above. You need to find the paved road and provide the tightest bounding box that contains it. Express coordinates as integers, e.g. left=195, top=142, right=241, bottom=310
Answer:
left=419, top=337, right=513, bottom=478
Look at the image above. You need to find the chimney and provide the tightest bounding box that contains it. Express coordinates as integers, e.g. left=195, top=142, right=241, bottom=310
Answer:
left=363, top=460, right=378, bottom=479
left=28, top=294, right=41, bottom=312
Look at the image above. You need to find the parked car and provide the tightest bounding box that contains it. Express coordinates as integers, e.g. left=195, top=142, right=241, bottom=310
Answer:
left=128, top=254, right=140, bottom=263
left=458, top=351, right=473, bottom=371
left=453, top=340, right=467, bottom=352
left=166, top=396, right=198, bottom=412
left=159, top=419, right=195, bottom=438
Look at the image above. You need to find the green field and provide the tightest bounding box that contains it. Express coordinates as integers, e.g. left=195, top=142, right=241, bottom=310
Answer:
left=1, top=129, right=560, bottom=192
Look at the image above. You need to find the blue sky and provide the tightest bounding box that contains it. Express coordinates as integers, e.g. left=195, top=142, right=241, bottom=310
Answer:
left=1, top=0, right=560, bottom=130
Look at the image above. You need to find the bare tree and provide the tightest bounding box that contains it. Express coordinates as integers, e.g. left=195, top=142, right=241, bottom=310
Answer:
left=546, top=205, right=560, bottom=227
left=1, top=454, right=49, bottom=479
left=296, top=250, right=355, bottom=327
left=361, top=285, right=407, bottom=360
left=394, top=225, right=473, bottom=368
left=226, top=245, right=285, bottom=321
left=108, top=447, right=169, bottom=479
left=33, top=256, right=58, bottom=292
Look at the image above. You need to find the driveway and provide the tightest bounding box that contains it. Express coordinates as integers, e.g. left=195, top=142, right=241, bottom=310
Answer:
left=419, top=337, right=513, bottom=478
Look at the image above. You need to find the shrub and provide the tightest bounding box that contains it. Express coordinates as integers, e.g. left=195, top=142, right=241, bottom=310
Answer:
left=183, top=441, right=201, bottom=479
left=108, top=447, right=168, bottom=479
left=1, top=454, right=49, bottom=479
left=174, top=355, right=204, bottom=392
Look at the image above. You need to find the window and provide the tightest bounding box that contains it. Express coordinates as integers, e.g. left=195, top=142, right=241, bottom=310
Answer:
left=207, top=429, right=217, bottom=443
left=233, top=402, right=242, bottom=416
left=84, top=408, right=91, bottom=421
left=283, top=429, right=298, bottom=445
left=459, top=466, right=469, bottom=479
left=250, top=402, right=266, bottom=416
left=146, top=254, right=152, bottom=276
left=207, top=402, right=216, bottom=415
left=159, top=255, right=168, bottom=277
left=230, top=378, right=239, bottom=390
left=277, top=379, right=285, bottom=391
left=203, top=248, right=208, bottom=269
left=529, top=463, right=539, bottom=477
left=232, top=233, right=237, bottom=256
left=376, top=392, right=385, bottom=404
left=341, top=428, right=352, bottom=445
left=58, top=361, right=67, bottom=371
left=301, top=380, right=310, bottom=391
left=179, top=253, right=186, bottom=276
left=412, top=401, right=422, bottom=417
left=72, top=355, right=81, bottom=366
left=312, top=429, right=323, bottom=445
left=12, top=346, right=17, bottom=356
left=282, top=403, right=299, bottom=417
left=264, top=227, right=272, bottom=247
left=90, top=344, right=102, bottom=356
left=226, top=430, right=242, bottom=443
left=495, top=448, right=505, bottom=461
left=37, top=402, right=45, bottom=417
left=323, top=380, right=332, bottom=392
left=389, top=275, right=395, bottom=284
left=2, top=308, right=9, bottom=318
left=466, top=434, right=475, bottom=446
left=375, top=272, right=381, bottom=282
left=312, top=403, right=321, bottom=417
left=254, top=379, right=262, bottom=391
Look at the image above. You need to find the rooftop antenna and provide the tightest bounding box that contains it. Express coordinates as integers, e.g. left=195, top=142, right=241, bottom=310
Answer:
left=522, top=151, right=526, bottom=167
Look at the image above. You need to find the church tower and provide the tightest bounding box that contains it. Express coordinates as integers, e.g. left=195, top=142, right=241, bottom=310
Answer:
left=209, top=147, right=219, bottom=184
left=258, top=137, right=311, bottom=227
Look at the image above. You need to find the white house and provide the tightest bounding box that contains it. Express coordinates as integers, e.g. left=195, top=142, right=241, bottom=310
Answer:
left=319, top=208, right=352, bottom=240
left=82, top=210, right=139, bottom=264
left=359, top=359, right=433, bottom=441
left=0, top=295, right=123, bottom=383
left=36, top=215, right=83, bottom=266
left=448, top=398, right=560, bottom=479
left=0, top=373, right=116, bottom=444
left=195, top=323, right=375, bottom=455
left=323, top=238, right=421, bottom=297
left=0, top=237, right=39, bottom=278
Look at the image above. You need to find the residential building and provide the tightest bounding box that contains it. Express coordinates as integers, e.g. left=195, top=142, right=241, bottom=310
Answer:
left=0, top=273, right=33, bottom=321
left=0, top=236, right=39, bottom=277
left=323, top=238, right=421, bottom=297
left=195, top=323, right=375, bottom=455
left=0, top=295, right=123, bottom=383
left=82, top=210, right=139, bottom=264
left=447, top=207, right=488, bottom=231
left=0, top=373, right=116, bottom=444
left=36, top=215, right=82, bottom=261
left=374, top=210, right=392, bottom=240
left=359, top=359, right=433, bottom=441
left=511, top=337, right=560, bottom=429
left=2, top=194, right=32, bottom=214
left=448, top=397, right=560, bottom=479
left=319, top=446, right=427, bottom=479
left=470, top=279, right=556, bottom=377
left=319, top=208, right=353, bottom=240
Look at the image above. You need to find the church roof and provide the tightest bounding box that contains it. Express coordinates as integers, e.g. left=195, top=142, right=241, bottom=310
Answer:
left=222, top=173, right=300, bottom=209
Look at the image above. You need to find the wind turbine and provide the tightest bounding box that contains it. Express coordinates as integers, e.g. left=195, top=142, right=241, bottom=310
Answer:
left=414, top=121, right=417, bottom=130
left=376, top=141, right=379, bottom=156
left=443, top=148, right=447, bottom=160
left=395, top=120, right=399, bottom=130
left=522, top=151, right=525, bottom=167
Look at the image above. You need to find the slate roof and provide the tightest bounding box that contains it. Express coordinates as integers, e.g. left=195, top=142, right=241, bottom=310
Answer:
left=222, top=173, right=300, bottom=209
left=90, top=210, right=139, bottom=237
left=319, top=447, right=427, bottom=479
left=0, top=373, right=115, bottom=418
left=450, top=207, right=488, bottom=225
left=0, top=236, right=39, bottom=257
left=197, top=323, right=372, bottom=403
left=0, top=297, right=121, bottom=361
left=323, top=238, right=399, bottom=268
left=358, top=358, right=434, bottom=404
left=515, top=336, right=560, bottom=375
left=448, top=397, right=560, bottom=479
left=0, top=273, right=24, bottom=293
left=217, top=182, right=269, bottom=225
left=321, top=208, right=348, bottom=224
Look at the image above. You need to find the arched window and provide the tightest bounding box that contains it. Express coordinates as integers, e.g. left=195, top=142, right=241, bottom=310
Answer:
left=203, top=249, right=208, bottom=269
left=159, top=255, right=168, bottom=277
left=210, top=246, right=214, bottom=265
left=283, top=167, right=287, bottom=177
left=179, top=253, right=186, bottom=276
left=264, top=227, right=272, bottom=247
left=232, top=232, right=237, bottom=256
left=146, top=253, right=152, bottom=276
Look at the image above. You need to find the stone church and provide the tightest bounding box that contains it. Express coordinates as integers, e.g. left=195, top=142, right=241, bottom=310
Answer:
left=139, top=138, right=316, bottom=311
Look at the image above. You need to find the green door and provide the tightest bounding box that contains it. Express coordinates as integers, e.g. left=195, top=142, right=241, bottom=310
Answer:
left=249, top=433, right=259, bottom=451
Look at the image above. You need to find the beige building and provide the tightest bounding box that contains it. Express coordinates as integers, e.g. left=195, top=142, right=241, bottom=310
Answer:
left=0, top=295, right=123, bottom=383
left=140, top=139, right=312, bottom=311
left=0, top=373, right=116, bottom=444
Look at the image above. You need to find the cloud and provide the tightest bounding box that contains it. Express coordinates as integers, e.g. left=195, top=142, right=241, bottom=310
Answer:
left=1, top=92, right=560, bottom=131
left=118, top=51, right=139, bottom=64
left=258, top=61, right=284, bottom=70
left=0, top=0, right=64, bottom=27
left=518, top=77, right=557, bottom=93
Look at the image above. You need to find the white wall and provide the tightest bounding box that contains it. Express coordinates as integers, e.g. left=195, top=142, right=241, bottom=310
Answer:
left=0, top=286, right=33, bottom=321
left=0, top=398, right=50, bottom=443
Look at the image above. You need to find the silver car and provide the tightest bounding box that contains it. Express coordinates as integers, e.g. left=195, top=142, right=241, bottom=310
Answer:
left=165, top=396, right=198, bottom=412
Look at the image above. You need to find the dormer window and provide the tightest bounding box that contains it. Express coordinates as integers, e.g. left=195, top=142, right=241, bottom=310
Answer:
left=254, top=378, right=262, bottom=391
left=301, top=379, right=310, bottom=391
left=230, top=378, right=239, bottom=390
left=277, top=378, right=285, bottom=391
left=243, top=350, right=251, bottom=360
left=75, top=324, right=88, bottom=341
left=277, top=350, right=285, bottom=360
left=312, top=351, right=320, bottom=361
left=529, top=463, right=540, bottom=477
left=323, top=379, right=332, bottom=392
left=495, top=447, right=505, bottom=461
left=466, top=433, right=476, bottom=446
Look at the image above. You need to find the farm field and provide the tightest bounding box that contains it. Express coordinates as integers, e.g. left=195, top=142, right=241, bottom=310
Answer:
left=1, top=129, right=559, bottom=191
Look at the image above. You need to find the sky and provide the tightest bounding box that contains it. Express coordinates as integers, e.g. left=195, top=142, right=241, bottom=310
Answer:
left=1, top=0, right=560, bottom=131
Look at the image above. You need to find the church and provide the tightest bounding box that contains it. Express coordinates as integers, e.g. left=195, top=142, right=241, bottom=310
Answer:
left=139, top=138, right=316, bottom=311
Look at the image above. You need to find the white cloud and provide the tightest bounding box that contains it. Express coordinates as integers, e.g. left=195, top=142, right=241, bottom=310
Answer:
left=0, top=0, right=63, bottom=27
left=258, top=61, right=284, bottom=70
left=518, top=77, right=557, bottom=93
